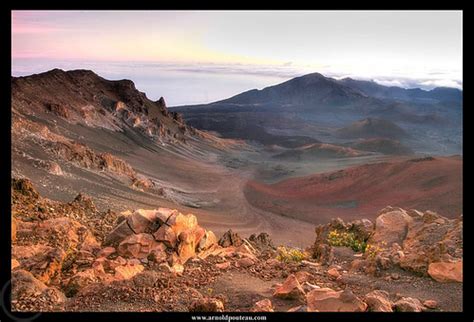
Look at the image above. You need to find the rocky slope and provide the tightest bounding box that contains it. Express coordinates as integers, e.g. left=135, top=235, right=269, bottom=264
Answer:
left=11, top=179, right=462, bottom=312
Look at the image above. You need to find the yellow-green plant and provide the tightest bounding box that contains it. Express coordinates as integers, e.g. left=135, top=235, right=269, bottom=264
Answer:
left=327, top=230, right=367, bottom=252
left=364, top=242, right=386, bottom=259
left=276, top=246, right=308, bottom=263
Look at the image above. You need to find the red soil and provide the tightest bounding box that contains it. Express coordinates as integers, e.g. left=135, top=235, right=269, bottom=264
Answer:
left=244, top=156, right=462, bottom=224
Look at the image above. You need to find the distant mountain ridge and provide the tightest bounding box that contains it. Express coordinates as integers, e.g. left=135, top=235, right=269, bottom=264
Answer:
left=173, top=71, right=462, bottom=155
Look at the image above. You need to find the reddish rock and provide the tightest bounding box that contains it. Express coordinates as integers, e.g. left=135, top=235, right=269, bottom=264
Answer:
left=12, top=217, right=17, bottom=241
left=104, top=220, right=135, bottom=246
left=393, top=297, right=424, bottom=312
left=12, top=259, right=20, bottom=270
left=364, top=290, right=393, bottom=312
left=177, top=226, right=206, bottom=263
left=96, top=247, right=116, bottom=258
left=189, top=297, right=225, bottom=312
left=423, top=299, right=438, bottom=309
left=327, top=267, right=341, bottom=280
left=198, top=230, right=218, bottom=251
left=11, top=269, right=47, bottom=299
left=216, top=261, right=231, bottom=270
left=250, top=299, right=274, bottom=312
left=169, top=213, right=198, bottom=237
left=306, top=288, right=367, bottom=312
left=295, top=271, right=312, bottom=284
left=153, top=225, right=177, bottom=248
left=114, top=263, right=145, bottom=280
left=218, top=229, right=243, bottom=247
left=370, top=207, right=413, bottom=246
left=21, top=247, right=65, bottom=284
left=236, top=257, right=255, bottom=268
left=273, top=274, right=305, bottom=300
left=117, top=233, right=164, bottom=259
left=127, top=209, right=167, bottom=234
left=428, top=261, right=463, bottom=283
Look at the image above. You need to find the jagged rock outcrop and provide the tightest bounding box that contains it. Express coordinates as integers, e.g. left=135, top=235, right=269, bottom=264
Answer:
left=311, top=207, right=463, bottom=281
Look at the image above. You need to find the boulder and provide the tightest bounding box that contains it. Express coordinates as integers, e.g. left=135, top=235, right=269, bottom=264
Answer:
left=273, top=274, right=305, bottom=300
left=295, top=271, right=312, bottom=284
left=103, top=220, right=135, bottom=246
left=197, top=230, right=218, bottom=251
left=327, top=268, right=341, bottom=280
left=153, top=225, right=177, bottom=248
left=169, top=212, right=198, bottom=237
left=250, top=299, right=274, bottom=312
left=65, top=268, right=104, bottom=297
left=117, top=233, right=165, bottom=259
left=393, top=297, right=424, bottom=312
left=216, top=261, right=231, bottom=270
left=236, top=257, right=255, bottom=268
left=11, top=269, right=47, bottom=299
left=370, top=207, right=413, bottom=246
left=21, top=247, right=65, bottom=284
left=349, top=219, right=374, bottom=241
left=306, top=288, right=367, bottom=312
left=364, top=290, right=393, bottom=312
left=248, top=232, right=275, bottom=252
left=177, top=226, right=206, bottom=263
left=36, top=217, right=100, bottom=251
left=428, top=261, right=462, bottom=283
left=114, top=262, right=145, bottom=280
left=126, top=209, right=167, bottom=234
left=189, top=297, right=225, bottom=312
left=423, top=300, right=438, bottom=309
left=218, top=229, right=243, bottom=247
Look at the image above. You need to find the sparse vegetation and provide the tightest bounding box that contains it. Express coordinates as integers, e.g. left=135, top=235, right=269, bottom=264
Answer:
left=327, top=230, right=367, bottom=252
left=276, top=246, right=308, bottom=263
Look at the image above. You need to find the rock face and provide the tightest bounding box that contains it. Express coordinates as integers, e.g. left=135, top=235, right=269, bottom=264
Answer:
left=306, top=288, right=367, bottom=312
left=428, top=261, right=463, bottom=283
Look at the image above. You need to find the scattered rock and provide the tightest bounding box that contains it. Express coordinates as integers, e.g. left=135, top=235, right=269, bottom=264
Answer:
left=295, top=271, right=312, bottom=284
left=216, top=261, right=231, bottom=270
left=393, top=297, right=424, bottom=312
left=236, top=257, right=255, bottom=268
left=273, top=274, right=305, bottom=301
left=428, top=261, right=463, bottom=283
left=250, top=299, right=274, bottom=312
left=189, top=297, right=225, bottom=312
left=364, top=290, right=393, bottom=312
left=327, top=267, right=341, bottom=280
left=423, top=299, right=438, bottom=309
left=306, top=288, right=367, bottom=312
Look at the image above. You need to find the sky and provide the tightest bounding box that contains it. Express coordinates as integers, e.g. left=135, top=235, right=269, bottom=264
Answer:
left=11, top=10, right=463, bottom=106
